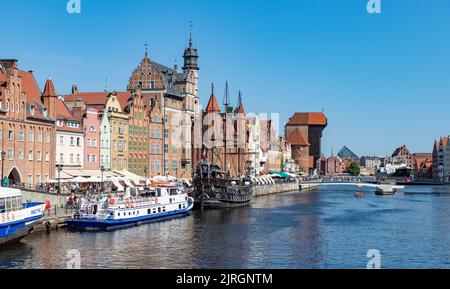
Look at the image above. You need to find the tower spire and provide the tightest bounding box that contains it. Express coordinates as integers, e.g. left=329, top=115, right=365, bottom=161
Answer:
left=183, top=21, right=199, bottom=71
left=145, top=43, right=148, bottom=58
left=235, top=91, right=246, bottom=115
left=223, top=81, right=230, bottom=113
left=189, top=20, right=193, bottom=47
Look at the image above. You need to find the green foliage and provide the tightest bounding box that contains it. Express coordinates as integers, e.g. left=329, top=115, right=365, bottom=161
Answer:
left=345, top=162, right=361, bottom=176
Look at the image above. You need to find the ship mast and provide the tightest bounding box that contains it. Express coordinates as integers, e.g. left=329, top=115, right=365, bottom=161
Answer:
left=223, top=81, right=230, bottom=175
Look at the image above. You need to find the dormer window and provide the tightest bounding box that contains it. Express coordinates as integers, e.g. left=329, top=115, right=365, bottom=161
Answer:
left=30, top=106, right=35, bottom=116
left=43, top=109, right=47, bottom=117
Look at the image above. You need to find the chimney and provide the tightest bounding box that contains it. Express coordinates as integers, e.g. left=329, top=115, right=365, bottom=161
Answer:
left=0, top=59, right=18, bottom=70
left=72, top=84, right=78, bottom=94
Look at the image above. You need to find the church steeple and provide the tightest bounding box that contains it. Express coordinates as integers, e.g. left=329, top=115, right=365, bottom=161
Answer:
left=205, top=83, right=220, bottom=113
left=183, top=22, right=199, bottom=71
left=235, top=91, right=246, bottom=115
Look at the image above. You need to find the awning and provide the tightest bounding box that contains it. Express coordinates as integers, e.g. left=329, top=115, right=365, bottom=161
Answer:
left=124, top=180, right=135, bottom=188
left=112, top=180, right=124, bottom=192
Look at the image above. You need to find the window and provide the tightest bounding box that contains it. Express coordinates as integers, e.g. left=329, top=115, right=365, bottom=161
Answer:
left=70, top=137, right=74, bottom=146
left=37, top=151, right=42, bottom=161
left=164, top=129, right=169, bottom=139
left=172, top=145, right=177, bottom=154
left=46, top=133, right=50, bottom=143
left=77, top=137, right=81, bottom=147
left=92, top=139, right=97, bottom=147
left=87, top=139, right=91, bottom=147
left=28, top=150, right=33, bottom=161
left=92, top=155, right=97, bottom=163
left=45, top=152, right=49, bottom=162
left=0, top=129, right=2, bottom=139
left=36, top=175, right=41, bottom=185
left=172, top=160, right=177, bottom=171
left=70, top=154, right=74, bottom=163
left=59, top=136, right=64, bottom=145
left=87, top=155, right=91, bottom=163
left=29, top=131, right=34, bottom=142
left=19, top=131, right=24, bottom=141
left=38, top=132, right=43, bottom=143
left=164, top=144, right=169, bottom=154
left=151, top=144, right=155, bottom=154
left=28, top=175, right=32, bottom=186
left=8, top=130, right=13, bottom=140
left=89, top=126, right=96, bottom=132
left=8, top=150, right=13, bottom=160
left=76, top=154, right=80, bottom=163
left=164, top=160, right=169, bottom=172
left=18, top=150, right=24, bottom=160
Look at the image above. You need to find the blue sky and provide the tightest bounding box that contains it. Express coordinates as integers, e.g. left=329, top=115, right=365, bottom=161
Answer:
left=2, top=0, right=450, bottom=156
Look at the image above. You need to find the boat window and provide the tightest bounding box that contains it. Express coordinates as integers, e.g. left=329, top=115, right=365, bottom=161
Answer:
left=11, top=197, right=17, bottom=210
left=156, top=188, right=162, bottom=197
left=16, top=197, right=22, bottom=209
left=148, top=209, right=151, bottom=215
left=0, top=198, right=5, bottom=213
left=179, top=204, right=182, bottom=210
left=163, top=207, right=166, bottom=212
left=158, top=207, right=161, bottom=213
left=153, top=209, right=156, bottom=214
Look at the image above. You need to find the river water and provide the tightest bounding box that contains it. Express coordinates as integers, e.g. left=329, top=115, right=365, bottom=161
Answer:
left=1, top=185, right=450, bottom=269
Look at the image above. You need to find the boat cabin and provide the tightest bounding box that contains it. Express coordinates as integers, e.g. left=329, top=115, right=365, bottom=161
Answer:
left=0, top=188, right=23, bottom=213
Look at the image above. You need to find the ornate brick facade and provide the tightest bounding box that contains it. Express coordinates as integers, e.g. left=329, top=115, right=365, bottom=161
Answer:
left=0, top=59, right=56, bottom=186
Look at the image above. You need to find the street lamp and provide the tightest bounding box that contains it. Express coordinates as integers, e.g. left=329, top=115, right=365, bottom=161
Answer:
left=101, top=165, right=105, bottom=193
left=1, top=151, right=5, bottom=187
left=57, top=164, right=63, bottom=194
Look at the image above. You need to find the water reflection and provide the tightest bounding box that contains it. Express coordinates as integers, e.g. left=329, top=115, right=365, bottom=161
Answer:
left=1, top=186, right=450, bottom=268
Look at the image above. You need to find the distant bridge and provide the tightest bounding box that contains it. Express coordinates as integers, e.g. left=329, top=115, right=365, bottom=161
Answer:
left=299, top=181, right=405, bottom=194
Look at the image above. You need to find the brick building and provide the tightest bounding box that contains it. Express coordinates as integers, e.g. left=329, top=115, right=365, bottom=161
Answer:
left=0, top=59, right=56, bottom=187
left=285, top=112, right=327, bottom=174
left=127, top=40, right=199, bottom=179
left=193, top=85, right=251, bottom=177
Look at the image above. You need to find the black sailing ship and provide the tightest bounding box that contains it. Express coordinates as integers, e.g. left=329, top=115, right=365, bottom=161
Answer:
left=192, top=161, right=253, bottom=209
left=192, top=82, right=254, bottom=209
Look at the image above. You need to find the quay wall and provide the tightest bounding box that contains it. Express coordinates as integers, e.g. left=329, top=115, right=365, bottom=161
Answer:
left=22, top=190, right=67, bottom=207
left=252, top=182, right=299, bottom=197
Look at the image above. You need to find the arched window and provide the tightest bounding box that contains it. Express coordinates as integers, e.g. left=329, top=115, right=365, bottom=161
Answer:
left=89, top=125, right=96, bottom=132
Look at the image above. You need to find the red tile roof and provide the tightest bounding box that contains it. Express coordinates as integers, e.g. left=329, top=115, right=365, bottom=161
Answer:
left=442, top=137, right=449, bottom=149
left=235, top=103, right=246, bottom=115
left=56, top=97, right=78, bottom=121
left=286, top=128, right=310, bottom=146
left=287, top=112, right=327, bottom=126
left=64, top=91, right=131, bottom=111
left=205, top=93, right=221, bottom=113
left=17, top=70, right=53, bottom=121
left=42, top=78, right=57, bottom=97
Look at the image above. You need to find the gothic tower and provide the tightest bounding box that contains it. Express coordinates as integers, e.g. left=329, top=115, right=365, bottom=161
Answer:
left=183, top=32, right=199, bottom=115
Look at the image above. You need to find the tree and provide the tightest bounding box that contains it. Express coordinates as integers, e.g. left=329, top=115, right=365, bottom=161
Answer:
left=346, top=162, right=361, bottom=176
